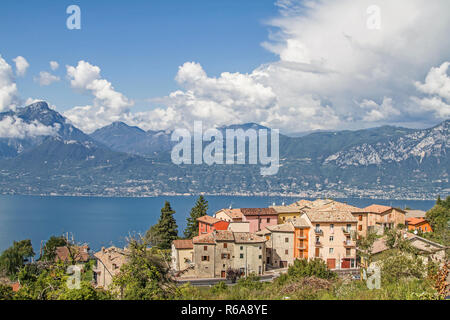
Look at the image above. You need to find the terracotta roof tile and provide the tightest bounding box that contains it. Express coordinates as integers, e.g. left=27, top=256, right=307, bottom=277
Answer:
left=267, top=223, right=295, bottom=232
left=363, top=204, right=393, bottom=214
left=241, top=208, right=277, bottom=216
left=193, top=233, right=216, bottom=244
left=55, top=245, right=90, bottom=262
left=306, top=210, right=357, bottom=223
left=270, top=206, right=301, bottom=213
left=197, top=215, right=221, bottom=225
left=288, top=199, right=313, bottom=207
left=172, top=239, right=193, bottom=249
left=406, top=217, right=428, bottom=226
left=216, top=208, right=243, bottom=220
left=233, top=232, right=266, bottom=243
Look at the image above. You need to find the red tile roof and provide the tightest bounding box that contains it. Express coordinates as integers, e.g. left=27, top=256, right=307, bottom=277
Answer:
left=172, top=239, right=193, bottom=249
left=241, top=208, right=277, bottom=216
left=197, top=215, right=221, bottom=225
left=193, top=233, right=216, bottom=244
left=55, top=245, right=90, bottom=262
left=216, top=208, right=243, bottom=220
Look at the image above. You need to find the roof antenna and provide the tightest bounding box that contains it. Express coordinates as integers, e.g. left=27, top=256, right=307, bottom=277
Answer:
left=229, top=202, right=233, bottom=209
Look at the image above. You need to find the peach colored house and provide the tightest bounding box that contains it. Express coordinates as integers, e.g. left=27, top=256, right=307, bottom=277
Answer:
left=241, top=208, right=278, bottom=233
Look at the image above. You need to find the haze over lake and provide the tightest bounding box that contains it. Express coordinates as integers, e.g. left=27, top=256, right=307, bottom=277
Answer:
left=0, top=195, right=436, bottom=254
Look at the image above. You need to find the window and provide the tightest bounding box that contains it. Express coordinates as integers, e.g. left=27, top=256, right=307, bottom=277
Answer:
left=221, top=253, right=229, bottom=259
left=316, top=224, right=320, bottom=231
left=316, top=236, right=320, bottom=244
left=330, top=224, right=334, bottom=231
left=285, top=250, right=289, bottom=255
left=201, top=256, right=209, bottom=261
left=329, top=236, right=334, bottom=242
left=240, top=246, right=243, bottom=250
left=359, top=215, right=363, bottom=221
left=259, top=255, right=262, bottom=259
left=203, top=246, right=207, bottom=251
left=346, top=248, right=351, bottom=256
left=283, top=217, right=286, bottom=222
left=240, top=254, right=244, bottom=259
left=267, top=218, right=270, bottom=223
left=223, top=243, right=227, bottom=249
left=285, top=237, right=289, bottom=243
left=359, top=225, right=363, bottom=231
left=329, top=248, right=334, bottom=254
left=346, top=224, right=351, bottom=232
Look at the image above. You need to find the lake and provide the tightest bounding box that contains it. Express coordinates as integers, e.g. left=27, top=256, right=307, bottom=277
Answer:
left=0, top=195, right=436, bottom=254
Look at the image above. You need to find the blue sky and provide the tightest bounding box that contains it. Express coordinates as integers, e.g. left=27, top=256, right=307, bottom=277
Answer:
left=0, top=0, right=449, bottom=133
left=1, top=0, right=277, bottom=111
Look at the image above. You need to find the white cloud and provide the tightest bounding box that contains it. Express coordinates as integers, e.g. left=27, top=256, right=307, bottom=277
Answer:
left=34, top=71, right=60, bottom=86
left=0, top=55, right=19, bottom=112
left=50, top=61, right=59, bottom=71
left=359, top=97, right=401, bottom=122
left=13, top=56, right=29, bottom=77
left=64, top=60, right=134, bottom=133
left=0, top=115, right=60, bottom=139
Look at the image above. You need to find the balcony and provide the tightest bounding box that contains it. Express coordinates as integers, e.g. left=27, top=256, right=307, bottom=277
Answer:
left=314, top=229, right=323, bottom=235
left=297, top=234, right=307, bottom=239
left=315, top=241, right=323, bottom=247
left=343, top=240, right=356, bottom=247
left=297, top=244, right=307, bottom=250
left=342, top=227, right=351, bottom=235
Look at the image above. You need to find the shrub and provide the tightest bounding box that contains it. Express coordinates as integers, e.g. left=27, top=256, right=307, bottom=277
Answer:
left=288, top=259, right=337, bottom=280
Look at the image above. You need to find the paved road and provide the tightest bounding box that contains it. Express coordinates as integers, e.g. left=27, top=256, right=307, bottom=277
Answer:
left=176, top=274, right=277, bottom=286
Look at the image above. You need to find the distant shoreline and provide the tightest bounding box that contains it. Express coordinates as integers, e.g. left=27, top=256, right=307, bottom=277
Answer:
left=0, top=192, right=441, bottom=201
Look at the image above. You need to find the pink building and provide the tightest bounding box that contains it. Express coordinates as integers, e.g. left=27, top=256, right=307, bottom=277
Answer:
left=241, top=208, right=278, bottom=233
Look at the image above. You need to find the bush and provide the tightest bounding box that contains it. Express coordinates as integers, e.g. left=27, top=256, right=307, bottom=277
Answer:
left=288, top=259, right=337, bottom=280
left=210, top=281, right=228, bottom=295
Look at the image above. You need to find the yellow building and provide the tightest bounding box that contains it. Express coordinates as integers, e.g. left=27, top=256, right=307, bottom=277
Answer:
left=271, top=205, right=303, bottom=224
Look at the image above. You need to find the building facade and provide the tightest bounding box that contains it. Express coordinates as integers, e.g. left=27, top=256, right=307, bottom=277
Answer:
left=241, top=208, right=278, bottom=233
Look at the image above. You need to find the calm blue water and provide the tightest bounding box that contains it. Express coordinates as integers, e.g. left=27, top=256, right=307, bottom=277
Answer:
left=0, top=195, right=436, bottom=254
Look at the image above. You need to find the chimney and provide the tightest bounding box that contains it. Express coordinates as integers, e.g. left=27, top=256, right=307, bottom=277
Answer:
left=282, top=202, right=285, bottom=206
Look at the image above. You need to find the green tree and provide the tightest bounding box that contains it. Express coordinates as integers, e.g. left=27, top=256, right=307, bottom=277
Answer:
left=152, top=201, right=178, bottom=249
left=111, top=235, right=176, bottom=300
left=287, top=258, right=337, bottom=280
left=41, top=236, right=67, bottom=262
left=0, top=284, right=14, bottom=300
left=184, top=195, right=209, bottom=239
left=0, top=240, right=35, bottom=278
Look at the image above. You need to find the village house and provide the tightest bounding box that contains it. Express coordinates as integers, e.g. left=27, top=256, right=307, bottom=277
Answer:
left=406, top=217, right=433, bottom=233
left=263, top=223, right=295, bottom=268
left=240, top=208, right=278, bottom=233
left=405, top=209, right=427, bottom=219
left=361, top=204, right=406, bottom=235
left=270, top=205, right=303, bottom=224
left=93, top=246, right=128, bottom=289
left=363, top=232, right=446, bottom=267
left=55, top=245, right=90, bottom=263
left=171, top=239, right=194, bottom=276
left=214, top=208, right=244, bottom=222
left=191, top=230, right=266, bottom=279
left=197, top=215, right=229, bottom=235
left=227, top=221, right=250, bottom=233
left=300, top=208, right=358, bottom=270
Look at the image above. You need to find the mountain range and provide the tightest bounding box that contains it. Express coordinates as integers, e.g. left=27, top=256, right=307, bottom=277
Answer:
left=0, top=101, right=448, bottom=199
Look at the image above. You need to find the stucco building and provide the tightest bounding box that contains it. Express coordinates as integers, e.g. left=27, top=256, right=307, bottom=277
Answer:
left=171, top=239, right=194, bottom=276
left=94, top=246, right=128, bottom=289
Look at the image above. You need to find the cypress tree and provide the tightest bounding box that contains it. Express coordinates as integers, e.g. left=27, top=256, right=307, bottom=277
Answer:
left=184, top=196, right=209, bottom=239
left=155, top=201, right=178, bottom=249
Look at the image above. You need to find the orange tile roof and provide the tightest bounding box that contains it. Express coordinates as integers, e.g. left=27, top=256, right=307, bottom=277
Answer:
left=241, top=208, right=277, bottom=216
left=172, top=239, right=193, bottom=249
left=197, top=215, right=221, bottom=225
left=363, top=204, right=393, bottom=214
left=406, top=218, right=428, bottom=226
